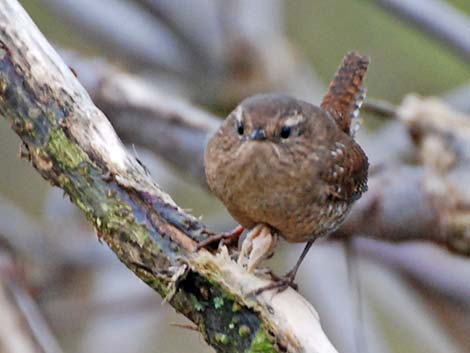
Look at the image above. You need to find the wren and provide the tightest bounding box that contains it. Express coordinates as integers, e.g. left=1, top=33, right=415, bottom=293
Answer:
left=203, top=52, right=369, bottom=292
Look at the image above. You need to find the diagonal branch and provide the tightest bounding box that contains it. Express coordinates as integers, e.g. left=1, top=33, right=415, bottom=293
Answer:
left=0, top=1, right=337, bottom=352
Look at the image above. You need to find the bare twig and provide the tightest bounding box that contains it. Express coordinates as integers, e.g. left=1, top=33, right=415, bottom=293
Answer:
left=49, top=0, right=324, bottom=108
left=92, top=66, right=219, bottom=182
left=374, top=0, right=470, bottom=60
left=362, top=98, right=397, bottom=119
left=443, top=84, right=470, bottom=114
left=42, top=0, right=193, bottom=74
left=355, top=239, right=470, bottom=306
left=359, top=255, right=466, bottom=353
left=334, top=164, right=470, bottom=255
left=0, top=280, right=42, bottom=353
left=0, top=251, right=64, bottom=353
left=0, top=1, right=338, bottom=352
left=6, top=278, right=65, bottom=353
left=132, top=0, right=223, bottom=69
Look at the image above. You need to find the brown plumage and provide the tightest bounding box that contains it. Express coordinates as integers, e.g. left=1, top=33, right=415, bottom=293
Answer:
left=203, top=51, right=370, bottom=290
left=321, top=51, right=369, bottom=136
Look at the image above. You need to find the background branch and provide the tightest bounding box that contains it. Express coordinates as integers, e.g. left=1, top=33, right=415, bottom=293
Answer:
left=0, top=249, right=64, bottom=353
left=373, top=0, right=469, bottom=61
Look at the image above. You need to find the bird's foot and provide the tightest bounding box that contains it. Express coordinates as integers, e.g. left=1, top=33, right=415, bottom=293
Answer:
left=251, top=240, right=316, bottom=295
left=195, top=225, right=244, bottom=251
left=238, top=224, right=277, bottom=273
left=252, top=269, right=298, bottom=295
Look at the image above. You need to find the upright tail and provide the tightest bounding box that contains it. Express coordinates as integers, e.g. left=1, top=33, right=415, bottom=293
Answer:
left=320, top=51, right=370, bottom=137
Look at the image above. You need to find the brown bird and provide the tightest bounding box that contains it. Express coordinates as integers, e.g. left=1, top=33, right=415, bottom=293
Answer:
left=202, top=51, right=369, bottom=292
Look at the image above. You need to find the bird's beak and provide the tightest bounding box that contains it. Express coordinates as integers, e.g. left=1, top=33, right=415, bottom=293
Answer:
left=250, top=129, right=267, bottom=141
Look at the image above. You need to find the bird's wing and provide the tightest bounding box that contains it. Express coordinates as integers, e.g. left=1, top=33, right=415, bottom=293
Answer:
left=318, top=137, right=368, bottom=202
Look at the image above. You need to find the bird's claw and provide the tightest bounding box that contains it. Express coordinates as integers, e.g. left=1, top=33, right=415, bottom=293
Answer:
left=251, top=270, right=298, bottom=295
left=195, top=225, right=244, bottom=251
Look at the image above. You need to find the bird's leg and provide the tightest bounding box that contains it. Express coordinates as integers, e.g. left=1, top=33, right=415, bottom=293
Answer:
left=238, top=224, right=277, bottom=273
left=253, top=239, right=315, bottom=295
left=195, top=225, right=244, bottom=251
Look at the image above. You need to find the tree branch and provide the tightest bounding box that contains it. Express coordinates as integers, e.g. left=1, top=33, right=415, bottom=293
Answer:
left=0, top=249, right=64, bottom=353
left=374, top=0, right=469, bottom=61
left=339, top=95, right=470, bottom=254
left=0, top=1, right=338, bottom=352
left=90, top=61, right=218, bottom=182
left=0, top=248, right=62, bottom=353
left=42, top=0, right=194, bottom=75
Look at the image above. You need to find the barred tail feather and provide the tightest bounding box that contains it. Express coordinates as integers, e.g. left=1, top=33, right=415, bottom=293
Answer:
left=321, top=51, right=369, bottom=137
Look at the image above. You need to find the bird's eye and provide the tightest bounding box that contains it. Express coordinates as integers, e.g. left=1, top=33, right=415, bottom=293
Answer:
left=237, top=121, right=244, bottom=135
left=280, top=125, right=291, bottom=139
